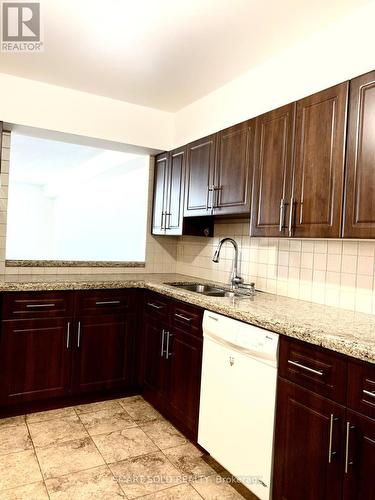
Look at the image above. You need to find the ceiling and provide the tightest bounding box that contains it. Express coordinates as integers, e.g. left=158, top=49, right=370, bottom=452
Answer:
left=0, top=0, right=370, bottom=111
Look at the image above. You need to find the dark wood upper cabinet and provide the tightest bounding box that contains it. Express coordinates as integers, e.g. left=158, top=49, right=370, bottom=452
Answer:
left=165, top=147, right=185, bottom=235
left=184, top=134, right=216, bottom=216
left=273, top=379, right=345, bottom=500
left=152, top=149, right=185, bottom=236
left=251, top=103, right=296, bottom=237
left=213, top=120, right=255, bottom=215
left=292, top=82, right=348, bottom=238
left=152, top=153, right=168, bottom=235
left=344, top=71, right=375, bottom=238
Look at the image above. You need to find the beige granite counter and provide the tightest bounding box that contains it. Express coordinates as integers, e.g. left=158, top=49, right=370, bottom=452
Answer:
left=0, top=273, right=374, bottom=364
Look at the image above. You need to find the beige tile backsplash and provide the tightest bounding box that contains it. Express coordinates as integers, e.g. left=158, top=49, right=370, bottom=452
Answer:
left=2, top=130, right=375, bottom=315
left=175, top=221, right=375, bottom=315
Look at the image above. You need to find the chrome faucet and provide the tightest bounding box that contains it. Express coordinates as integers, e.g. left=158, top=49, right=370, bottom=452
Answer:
left=212, top=238, right=244, bottom=289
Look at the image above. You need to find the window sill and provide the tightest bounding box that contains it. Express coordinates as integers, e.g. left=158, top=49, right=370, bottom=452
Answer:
left=5, top=260, right=146, bottom=268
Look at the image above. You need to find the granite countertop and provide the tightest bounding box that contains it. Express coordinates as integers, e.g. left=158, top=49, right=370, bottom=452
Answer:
left=0, top=273, right=374, bottom=364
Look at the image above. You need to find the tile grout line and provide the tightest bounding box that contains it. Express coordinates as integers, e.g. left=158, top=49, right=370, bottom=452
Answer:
left=25, top=417, right=52, bottom=499
left=74, top=405, right=133, bottom=498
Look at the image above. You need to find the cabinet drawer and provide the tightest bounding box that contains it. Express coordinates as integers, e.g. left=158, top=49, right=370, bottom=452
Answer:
left=77, top=289, right=134, bottom=316
left=348, top=359, right=375, bottom=419
left=279, top=337, right=347, bottom=403
left=144, top=293, right=169, bottom=319
left=171, top=301, right=203, bottom=338
left=2, top=291, right=74, bottom=320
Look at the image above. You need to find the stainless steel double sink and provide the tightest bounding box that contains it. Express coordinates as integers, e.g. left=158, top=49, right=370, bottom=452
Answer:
left=166, top=282, right=252, bottom=298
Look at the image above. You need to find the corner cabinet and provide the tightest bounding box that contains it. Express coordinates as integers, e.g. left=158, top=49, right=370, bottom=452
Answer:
left=344, top=71, right=375, bottom=238
left=273, top=337, right=375, bottom=500
left=152, top=147, right=185, bottom=235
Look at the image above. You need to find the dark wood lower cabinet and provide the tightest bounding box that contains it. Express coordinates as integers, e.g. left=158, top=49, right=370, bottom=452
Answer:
left=343, top=410, right=375, bottom=500
left=0, top=318, right=72, bottom=404
left=167, top=327, right=202, bottom=438
left=142, top=315, right=168, bottom=408
left=0, top=290, right=138, bottom=411
left=273, top=378, right=345, bottom=500
left=141, top=292, right=203, bottom=441
left=73, top=313, right=136, bottom=394
left=275, top=339, right=375, bottom=500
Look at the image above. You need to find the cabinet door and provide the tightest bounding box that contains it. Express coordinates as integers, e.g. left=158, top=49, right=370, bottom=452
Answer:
left=152, top=153, right=168, bottom=235
left=343, top=410, right=375, bottom=500
left=273, top=379, right=345, bottom=500
left=251, top=103, right=295, bottom=237
left=74, top=313, right=134, bottom=393
left=184, top=134, right=216, bottom=216
left=165, top=147, right=185, bottom=235
left=142, top=316, right=168, bottom=410
left=344, top=71, right=375, bottom=238
left=292, top=82, right=348, bottom=237
left=166, top=328, right=202, bottom=440
left=0, top=318, right=72, bottom=404
left=213, top=120, right=255, bottom=215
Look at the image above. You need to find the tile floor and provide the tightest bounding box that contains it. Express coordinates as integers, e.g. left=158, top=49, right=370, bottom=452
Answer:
left=0, top=396, right=247, bottom=499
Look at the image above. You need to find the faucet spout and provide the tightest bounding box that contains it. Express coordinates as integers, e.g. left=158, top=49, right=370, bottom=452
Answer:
left=212, top=238, right=243, bottom=288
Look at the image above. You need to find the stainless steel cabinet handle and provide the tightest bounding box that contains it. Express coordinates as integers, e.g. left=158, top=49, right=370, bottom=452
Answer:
left=66, top=322, right=70, bottom=349
left=174, top=313, right=193, bottom=323
left=213, top=186, right=221, bottom=209
left=206, top=187, right=213, bottom=211
left=77, top=321, right=81, bottom=348
left=95, top=300, right=121, bottom=306
left=165, top=331, right=173, bottom=360
left=279, top=198, right=287, bottom=232
left=288, top=197, right=295, bottom=237
left=147, top=302, right=163, bottom=310
left=287, top=359, right=324, bottom=376
left=345, top=422, right=355, bottom=474
left=160, top=211, right=165, bottom=230
left=363, top=389, right=375, bottom=398
left=26, top=303, right=55, bottom=308
left=161, top=329, right=166, bottom=357
left=328, top=414, right=338, bottom=463
left=165, top=212, right=172, bottom=230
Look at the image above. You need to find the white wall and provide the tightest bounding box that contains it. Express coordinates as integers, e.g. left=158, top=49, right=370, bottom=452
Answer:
left=173, top=1, right=375, bottom=146
left=0, top=73, right=174, bottom=152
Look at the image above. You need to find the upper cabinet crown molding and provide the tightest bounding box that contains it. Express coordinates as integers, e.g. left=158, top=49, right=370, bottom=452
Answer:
left=344, top=71, right=375, bottom=238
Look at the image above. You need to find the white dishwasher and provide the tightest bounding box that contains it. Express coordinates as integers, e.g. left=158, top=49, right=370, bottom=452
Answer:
left=198, top=311, right=279, bottom=500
